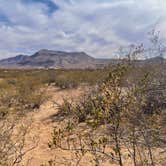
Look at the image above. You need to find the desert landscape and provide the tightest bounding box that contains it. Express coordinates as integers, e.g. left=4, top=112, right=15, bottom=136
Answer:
left=0, top=54, right=165, bottom=165
left=0, top=0, right=166, bottom=166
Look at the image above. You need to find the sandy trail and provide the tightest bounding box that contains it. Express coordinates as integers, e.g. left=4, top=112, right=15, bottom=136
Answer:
left=21, top=86, right=83, bottom=166
left=14, top=86, right=164, bottom=166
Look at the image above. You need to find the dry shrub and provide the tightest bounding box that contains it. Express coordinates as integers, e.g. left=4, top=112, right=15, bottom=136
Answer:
left=0, top=111, right=38, bottom=166
left=49, top=63, right=166, bottom=166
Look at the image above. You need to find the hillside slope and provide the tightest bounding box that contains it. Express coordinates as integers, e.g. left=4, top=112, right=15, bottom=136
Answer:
left=0, top=50, right=165, bottom=69
left=0, top=49, right=110, bottom=69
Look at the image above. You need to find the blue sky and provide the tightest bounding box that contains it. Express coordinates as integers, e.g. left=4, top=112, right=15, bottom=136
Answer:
left=0, top=0, right=166, bottom=59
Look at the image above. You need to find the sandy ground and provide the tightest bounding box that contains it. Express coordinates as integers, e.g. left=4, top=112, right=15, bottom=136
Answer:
left=18, top=86, right=165, bottom=166
left=20, top=86, right=84, bottom=166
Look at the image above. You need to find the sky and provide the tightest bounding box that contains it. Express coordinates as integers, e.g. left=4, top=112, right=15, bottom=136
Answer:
left=0, top=0, right=166, bottom=59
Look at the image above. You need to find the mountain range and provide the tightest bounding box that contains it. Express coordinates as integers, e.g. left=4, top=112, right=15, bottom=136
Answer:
left=0, top=49, right=112, bottom=69
left=0, top=49, right=165, bottom=69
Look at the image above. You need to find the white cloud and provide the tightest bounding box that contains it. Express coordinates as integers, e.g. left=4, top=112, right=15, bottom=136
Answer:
left=0, top=0, right=166, bottom=59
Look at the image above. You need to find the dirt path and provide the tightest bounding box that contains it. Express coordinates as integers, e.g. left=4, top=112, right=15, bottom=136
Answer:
left=21, top=86, right=83, bottom=166
left=19, top=86, right=165, bottom=166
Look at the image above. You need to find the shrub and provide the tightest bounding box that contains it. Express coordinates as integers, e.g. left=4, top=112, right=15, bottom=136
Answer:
left=50, top=63, right=166, bottom=166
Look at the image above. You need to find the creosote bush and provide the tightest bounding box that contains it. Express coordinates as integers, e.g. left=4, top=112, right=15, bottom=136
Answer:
left=49, top=62, right=166, bottom=166
left=0, top=68, right=109, bottom=165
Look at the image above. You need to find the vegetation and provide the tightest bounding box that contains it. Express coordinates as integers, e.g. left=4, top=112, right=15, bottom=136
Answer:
left=49, top=62, right=166, bottom=166
left=0, top=32, right=166, bottom=165
left=0, top=60, right=165, bottom=165
left=0, top=68, right=109, bottom=165
left=48, top=35, right=166, bottom=166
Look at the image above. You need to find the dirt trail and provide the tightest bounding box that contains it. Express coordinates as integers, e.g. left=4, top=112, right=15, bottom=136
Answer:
left=19, top=86, right=165, bottom=166
left=21, top=86, right=83, bottom=166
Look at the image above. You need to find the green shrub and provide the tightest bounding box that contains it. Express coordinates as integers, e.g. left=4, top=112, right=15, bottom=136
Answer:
left=50, top=63, right=166, bottom=166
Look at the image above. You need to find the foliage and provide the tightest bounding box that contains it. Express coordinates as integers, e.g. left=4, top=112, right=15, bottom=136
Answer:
left=49, top=62, right=166, bottom=166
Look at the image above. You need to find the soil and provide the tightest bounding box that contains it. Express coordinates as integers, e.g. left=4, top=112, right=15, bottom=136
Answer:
left=20, top=86, right=84, bottom=166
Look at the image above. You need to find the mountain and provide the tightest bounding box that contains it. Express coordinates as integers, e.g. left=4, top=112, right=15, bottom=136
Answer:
left=0, top=49, right=165, bottom=69
left=0, top=49, right=110, bottom=69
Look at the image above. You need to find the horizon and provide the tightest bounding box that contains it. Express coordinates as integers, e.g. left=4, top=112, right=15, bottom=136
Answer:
left=0, top=48, right=165, bottom=61
left=0, top=0, right=166, bottom=59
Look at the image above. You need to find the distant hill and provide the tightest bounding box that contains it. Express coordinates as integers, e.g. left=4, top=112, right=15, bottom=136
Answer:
left=0, top=49, right=165, bottom=69
left=0, top=49, right=111, bottom=69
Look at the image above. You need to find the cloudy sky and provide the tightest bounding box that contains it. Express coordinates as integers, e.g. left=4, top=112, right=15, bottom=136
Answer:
left=0, top=0, right=166, bottom=59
